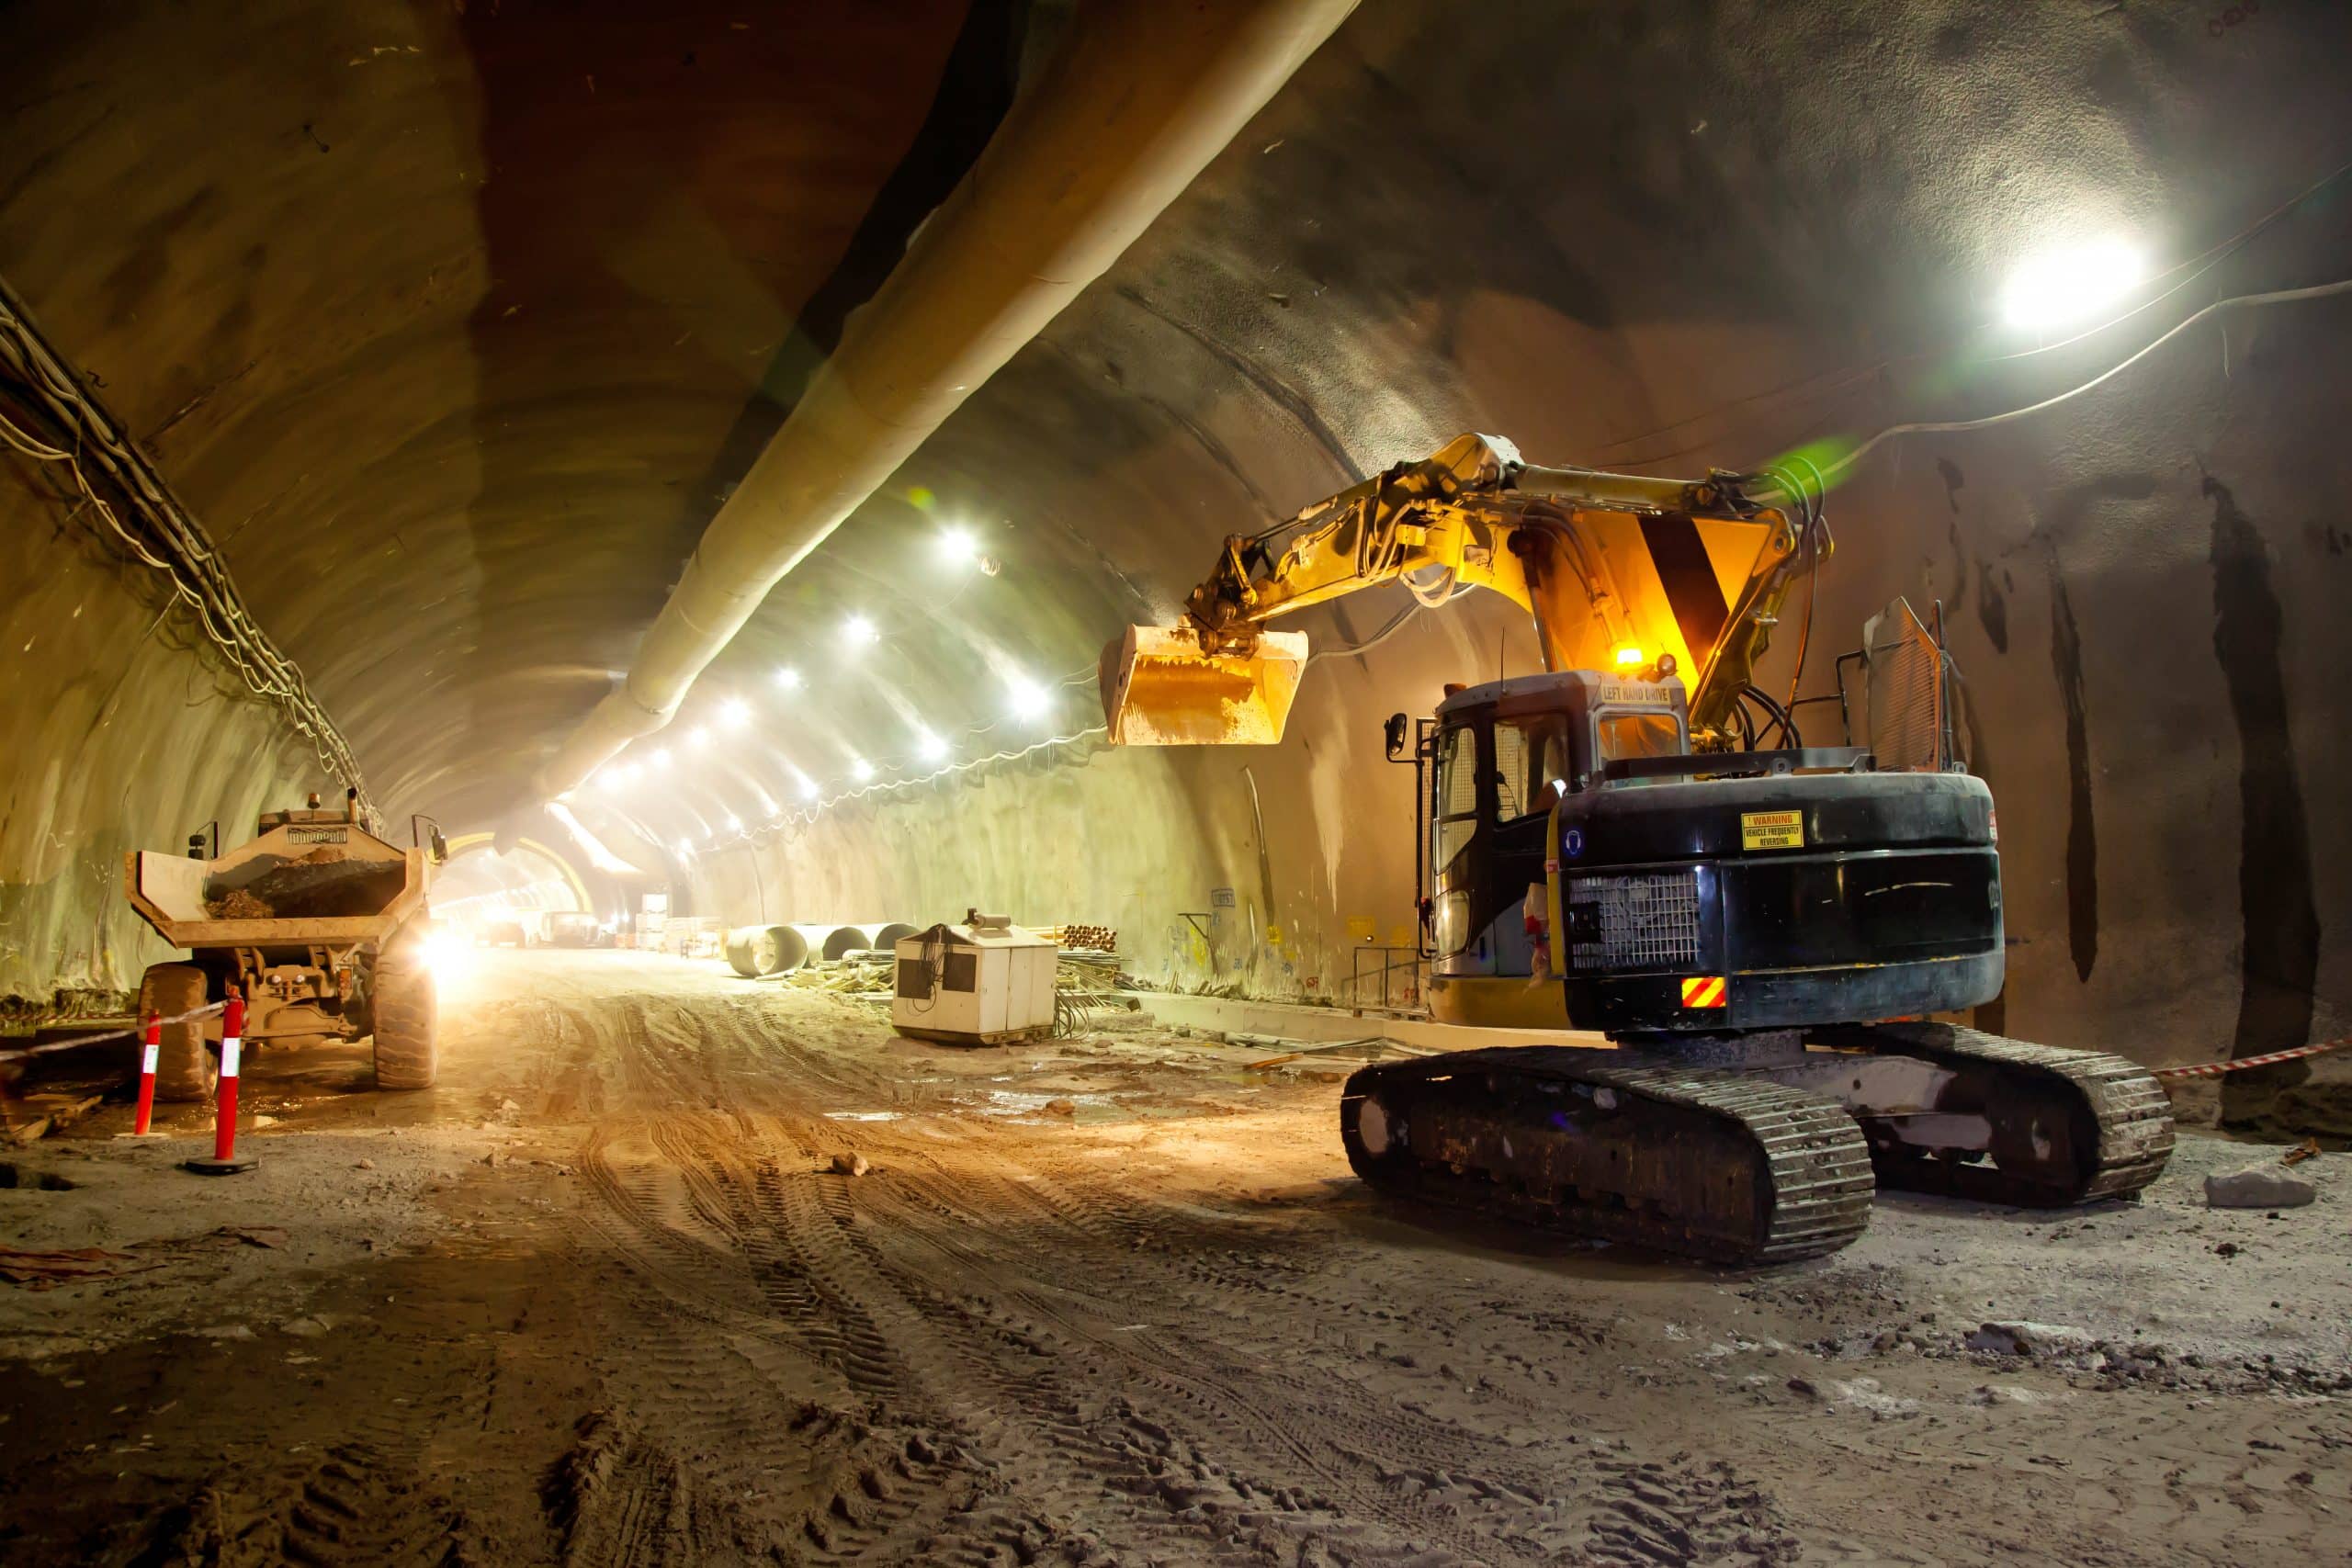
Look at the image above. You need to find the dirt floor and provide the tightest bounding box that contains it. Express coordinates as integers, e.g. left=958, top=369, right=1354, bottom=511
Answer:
left=0, top=950, right=2345, bottom=1566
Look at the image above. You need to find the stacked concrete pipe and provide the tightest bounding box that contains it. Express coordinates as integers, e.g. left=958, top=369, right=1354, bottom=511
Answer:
left=723, top=924, right=810, bottom=978
left=865, top=922, right=920, bottom=952
left=794, top=923, right=870, bottom=963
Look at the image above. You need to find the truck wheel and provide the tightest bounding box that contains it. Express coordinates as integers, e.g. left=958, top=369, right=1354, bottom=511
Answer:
left=138, top=963, right=216, bottom=1103
left=370, top=929, right=438, bottom=1090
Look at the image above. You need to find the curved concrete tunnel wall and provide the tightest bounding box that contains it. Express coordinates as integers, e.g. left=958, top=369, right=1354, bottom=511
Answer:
left=3, top=3, right=2347, bottom=1125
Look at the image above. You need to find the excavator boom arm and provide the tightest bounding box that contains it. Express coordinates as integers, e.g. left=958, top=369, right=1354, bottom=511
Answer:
left=1102, top=434, right=1815, bottom=745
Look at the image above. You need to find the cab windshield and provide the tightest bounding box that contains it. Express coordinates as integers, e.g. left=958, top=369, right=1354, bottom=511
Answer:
left=1596, top=711, right=1684, bottom=765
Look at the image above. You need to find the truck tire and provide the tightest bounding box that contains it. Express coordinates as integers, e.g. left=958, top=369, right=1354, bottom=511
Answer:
left=370, top=929, right=438, bottom=1090
left=138, top=963, right=216, bottom=1103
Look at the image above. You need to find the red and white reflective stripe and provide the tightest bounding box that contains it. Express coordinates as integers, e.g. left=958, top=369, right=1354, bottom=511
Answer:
left=2152, top=1037, right=2349, bottom=1079
left=132, top=1012, right=162, bottom=1135
left=212, top=994, right=247, bottom=1164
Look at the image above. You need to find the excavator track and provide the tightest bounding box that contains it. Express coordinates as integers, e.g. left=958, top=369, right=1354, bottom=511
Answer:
left=1340, top=1046, right=1874, bottom=1266
left=1819, top=1023, right=2176, bottom=1207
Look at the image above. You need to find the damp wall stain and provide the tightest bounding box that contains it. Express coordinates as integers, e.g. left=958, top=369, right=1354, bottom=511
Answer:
left=2046, top=570, right=2098, bottom=985
left=1974, top=561, right=2008, bottom=654
left=2203, top=475, right=2321, bottom=1115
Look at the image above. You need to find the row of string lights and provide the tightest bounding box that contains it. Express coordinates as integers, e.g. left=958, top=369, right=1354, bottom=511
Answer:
left=582, top=520, right=1103, bottom=858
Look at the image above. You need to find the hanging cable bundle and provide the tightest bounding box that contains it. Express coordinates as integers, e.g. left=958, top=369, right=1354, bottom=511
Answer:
left=0, top=276, right=372, bottom=817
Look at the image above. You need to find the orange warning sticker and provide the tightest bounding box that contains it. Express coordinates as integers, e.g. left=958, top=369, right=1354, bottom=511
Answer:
left=1680, top=975, right=1727, bottom=1009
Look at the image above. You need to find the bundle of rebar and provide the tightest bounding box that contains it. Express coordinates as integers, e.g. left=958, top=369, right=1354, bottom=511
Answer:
left=1038, top=924, right=1118, bottom=952
left=778, top=953, right=895, bottom=995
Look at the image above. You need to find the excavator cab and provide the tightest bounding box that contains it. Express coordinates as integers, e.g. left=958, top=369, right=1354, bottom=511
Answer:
left=1408, top=671, right=1690, bottom=1028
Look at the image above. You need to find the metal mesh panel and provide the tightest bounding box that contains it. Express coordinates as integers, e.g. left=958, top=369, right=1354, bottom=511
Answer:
left=1864, top=596, right=1945, bottom=773
left=1567, top=871, right=1702, bottom=971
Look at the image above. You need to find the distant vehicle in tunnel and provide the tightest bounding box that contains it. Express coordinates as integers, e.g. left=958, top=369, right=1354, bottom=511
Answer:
left=481, top=918, right=527, bottom=949
left=122, top=789, right=445, bottom=1098
left=1107, top=434, right=2174, bottom=1266
left=531, top=909, right=606, bottom=949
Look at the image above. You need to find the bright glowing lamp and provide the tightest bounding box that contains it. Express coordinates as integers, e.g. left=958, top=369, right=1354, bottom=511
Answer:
left=775, top=665, right=803, bottom=690
left=421, top=926, right=472, bottom=986
left=1006, top=673, right=1051, bottom=724
left=914, top=726, right=948, bottom=762
left=1999, top=237, right=2144, bottom=330
left=718, top=697, right=752, bottom=730
left=851, top=756, right=875, bottom=782
left=650, top=747, right=672, bottom=770
left=724, top=814, right=742, bottom=833
left=1611, top=643, right=1645, bottom=669
left=936, top=525, right=978, bottom=567
left=842, top=614, right=878, bottom=647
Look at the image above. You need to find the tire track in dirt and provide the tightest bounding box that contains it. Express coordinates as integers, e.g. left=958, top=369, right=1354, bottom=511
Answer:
left=832, top=1151, right=1570, bottom=1563
left=558, top=1007, right=1369, bottom=1562
left=538, top=980, right=1805, bottom=1564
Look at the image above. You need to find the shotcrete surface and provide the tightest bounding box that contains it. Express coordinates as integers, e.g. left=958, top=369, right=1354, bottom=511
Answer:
left=0, top=950, right=2343, bottom=1563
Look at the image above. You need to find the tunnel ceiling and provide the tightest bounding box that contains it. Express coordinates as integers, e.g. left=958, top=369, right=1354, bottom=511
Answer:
left=5, top=1, right=2350, bottom=857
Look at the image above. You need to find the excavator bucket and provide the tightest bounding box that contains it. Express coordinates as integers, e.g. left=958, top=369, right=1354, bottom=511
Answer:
left=1100, top=626, right=1310, bottom=745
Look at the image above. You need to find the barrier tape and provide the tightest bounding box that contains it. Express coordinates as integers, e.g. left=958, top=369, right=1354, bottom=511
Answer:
left=0, top=1003, right=225, bottom=1065
left=2152, top=1037, right=2350, bottom=1079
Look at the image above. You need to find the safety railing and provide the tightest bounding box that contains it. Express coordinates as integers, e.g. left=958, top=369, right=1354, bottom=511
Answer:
left=1340, top=945, right=1426, bottom=1014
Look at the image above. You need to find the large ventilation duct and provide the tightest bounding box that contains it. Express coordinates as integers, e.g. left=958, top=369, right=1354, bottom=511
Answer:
left=533, top=0, right=1360, bottom=804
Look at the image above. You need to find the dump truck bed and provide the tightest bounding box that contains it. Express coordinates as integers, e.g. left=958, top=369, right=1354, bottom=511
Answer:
left=125, top=819, right=427, bottom=950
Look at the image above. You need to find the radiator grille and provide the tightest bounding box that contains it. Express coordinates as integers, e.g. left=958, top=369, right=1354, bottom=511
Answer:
left=1566, top=871, right=1702, bottom=971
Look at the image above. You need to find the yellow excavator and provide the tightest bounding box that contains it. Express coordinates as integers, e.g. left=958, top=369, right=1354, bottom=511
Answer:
left=1103, top=434, right=2172, bottom=1263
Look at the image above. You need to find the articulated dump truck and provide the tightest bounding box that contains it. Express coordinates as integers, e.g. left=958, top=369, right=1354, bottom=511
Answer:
left=1103, top=434, right=2173, bottom=1265
left=125, top=790, right=445, bottom=1099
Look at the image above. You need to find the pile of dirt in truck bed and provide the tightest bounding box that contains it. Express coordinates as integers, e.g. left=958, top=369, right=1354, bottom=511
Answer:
left=203, top=848, right=405, bottom=919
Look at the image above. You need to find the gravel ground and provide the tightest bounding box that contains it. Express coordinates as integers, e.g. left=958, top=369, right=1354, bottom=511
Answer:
left=0, top=949, right=2343, bottom=1565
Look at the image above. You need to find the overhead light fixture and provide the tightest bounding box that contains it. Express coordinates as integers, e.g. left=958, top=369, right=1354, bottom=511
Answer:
left=936, top=524, right=978, bottom=568
left=718, top=696, right=752, bottom=730
left=1998, top=236, right=2145, bottom=330
left=686, top=726, right=709, bottom=749
left=914, top=726, right=949, bottom=762
left=794, top=770, right=820, bottom=801
left=842, top=614, right=877, bottom=647
left=775, top=665, right=803, bottom=690
left=724, top=814, right=742, bottom=833
left=676, top=839, right=695, bottom=857
left=650, top=747, right=672, bottom=770
left=1006, top=673, right=1051, bottom=724
left=851, top=756, right=875, bottom=781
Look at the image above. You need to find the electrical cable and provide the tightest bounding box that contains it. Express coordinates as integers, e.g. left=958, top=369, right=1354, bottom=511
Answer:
left=0, top=282, right=372, bottom=815
left=1601, top=157, right=2352, bottom=468
left=1815, top=276, right=2352, bottom=484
